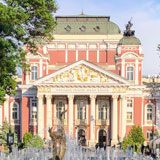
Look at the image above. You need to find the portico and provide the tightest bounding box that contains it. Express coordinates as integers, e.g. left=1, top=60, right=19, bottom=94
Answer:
left=34, top=59, right=129, bottom=146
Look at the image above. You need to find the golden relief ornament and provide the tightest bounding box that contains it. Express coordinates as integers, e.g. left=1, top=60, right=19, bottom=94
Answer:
left=53, top=65, right=110, bottom=83
left=112, top=87, right=127, bottom=93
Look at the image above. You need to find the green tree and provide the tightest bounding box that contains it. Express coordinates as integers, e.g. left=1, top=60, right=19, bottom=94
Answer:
left=23, top=132, right=44, bottom=149
left=0, top=0, right=57, bottom=104
left=122, top=125, right=145, bottom=152
left=0, top=120, right=17, bottom=149
left=23, top=132, right=33, bottom=148
left=27, top=135, right=44, bottom=149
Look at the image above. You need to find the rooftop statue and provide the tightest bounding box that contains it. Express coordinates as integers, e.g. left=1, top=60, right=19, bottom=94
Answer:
left=49, top=110, right=67, bottom=160
left=124, top=19, right=135, bottom=37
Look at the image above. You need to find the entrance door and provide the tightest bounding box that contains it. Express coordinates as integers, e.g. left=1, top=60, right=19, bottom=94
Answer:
left=98, top=129, right=107, bottom=146
left=78, top=129, right=86, bottom=146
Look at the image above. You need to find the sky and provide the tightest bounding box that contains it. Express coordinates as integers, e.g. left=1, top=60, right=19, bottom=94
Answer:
left=55, top=0, right=160, bottom=76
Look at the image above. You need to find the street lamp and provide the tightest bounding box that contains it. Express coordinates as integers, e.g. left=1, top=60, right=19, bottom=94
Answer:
left=7, top=128, right=14, bottom=153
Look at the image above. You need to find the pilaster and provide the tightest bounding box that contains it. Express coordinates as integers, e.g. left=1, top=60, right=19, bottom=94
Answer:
left=111, top=95, right=118, bottom=146
left=120, top=95, right=127, bottom=141
left=38, top=95, right=44, bottom=139
left=46, top=95, right=52, bottom=139
left=68, top=95, right=74, bottom=136
left=90, top=95, right=96, bottom=146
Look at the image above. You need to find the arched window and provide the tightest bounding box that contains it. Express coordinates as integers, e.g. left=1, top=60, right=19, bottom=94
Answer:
left=98, top=129, right=107, bottom=145
left=126, top=66, right=134, bottom=80
left=147, top=104, right=153, bottom=120
left=98, top=102, right=108, bottom=120
left=31, top=66, right=38, bottom=80
left=78, top=129, right=86, bottom=146
left=56, top=101, right=65, bottom=119
left=11, top=102, right=19, bottom=120
left=77, top=101, right=86, bottom=120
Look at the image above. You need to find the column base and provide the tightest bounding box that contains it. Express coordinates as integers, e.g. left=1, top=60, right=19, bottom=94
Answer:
left=89, top=140, right=96, bottom=147
left=111, top=139, right=118, bottom=146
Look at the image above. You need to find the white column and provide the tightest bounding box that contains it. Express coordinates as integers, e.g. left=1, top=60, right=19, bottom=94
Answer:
left=4, top=98, right=9, bottom=121
left=97, top=43, right=99, bottom=63
left=65, top=43, right=68, bottom=63
left=39, top=59, right=43, bottom=78
left=38, top=95, right=44, bottom=139
left=46, top=95, right=52, bottom=139
left=86, top=43, right=89, bottom=61
left=76, top=43, right=78, bottom=61
left=111, top=95, right=118, bottom=145
left=135, top=59, right=139, bottom=85
left=141, top=97, right=144, bottom=129
left=90, top=95, right=96, bottom=146
left=26, top=71, right=30, bottom=84
left=119, top=97, right=122, bottom=141
left=68, top=95, right=74, bottom=136
left=121, top=59, right=125, bottom=78
left=121, top=95, right=127, bottom=141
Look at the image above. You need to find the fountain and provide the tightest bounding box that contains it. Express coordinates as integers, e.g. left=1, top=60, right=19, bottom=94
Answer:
left=0, top=111, right=156, bottom=160
left=0, top=142, right=156, bottom=160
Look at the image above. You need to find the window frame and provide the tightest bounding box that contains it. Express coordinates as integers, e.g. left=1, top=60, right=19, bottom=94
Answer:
left=10, top=102, right=19, bottom=121
left=126, top=65, right=134, bottom=81
left=56, top=101, right=65, bottom=119
left=30, top=98, right=37, bottom=120
left=98, top=101, right=108, bottom=120
left=30, top=65, right=38, bottom=80
left=147, top=130, right=153, bottom=140
left=145, top=103, right=155, bottom=125
left=126, top=98, right=134, bottom=122
left=77, top=101, right=86, bottom=120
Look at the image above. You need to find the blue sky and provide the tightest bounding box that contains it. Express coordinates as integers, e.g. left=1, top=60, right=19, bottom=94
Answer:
left=56, top=0, right=160, bottom=76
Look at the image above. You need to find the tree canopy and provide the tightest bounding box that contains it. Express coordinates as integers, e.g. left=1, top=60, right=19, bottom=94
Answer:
left=0, top=120, right=17, bottom=149
left=23, top=132, right=44, bottom=149
left=0, top=0, right=57, bottom=104
left=121, top=125, right=145, bottom=152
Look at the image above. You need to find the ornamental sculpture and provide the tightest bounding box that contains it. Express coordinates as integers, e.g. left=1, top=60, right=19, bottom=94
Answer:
left=53, top=64, right=110, bottom=83
left=49, top=110, right=67, bottom=160
left=124, top=19, right=135, bottom=37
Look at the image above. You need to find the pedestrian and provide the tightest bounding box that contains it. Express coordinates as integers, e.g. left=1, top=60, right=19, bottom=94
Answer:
left=135, top=144, right=137, bottom=152
left=141, top=144, right=144, bottom=154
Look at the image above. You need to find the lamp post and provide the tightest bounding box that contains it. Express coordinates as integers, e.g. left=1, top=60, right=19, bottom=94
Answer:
left=7, top=128, right=14, bottom=153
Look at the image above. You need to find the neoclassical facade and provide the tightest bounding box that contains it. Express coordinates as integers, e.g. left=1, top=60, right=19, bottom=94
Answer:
left=0, top=14, right=159, bottom=146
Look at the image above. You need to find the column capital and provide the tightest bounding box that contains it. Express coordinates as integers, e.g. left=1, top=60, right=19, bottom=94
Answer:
left=90, top=95, right=96, bottom=100
left=46, top=95, right=52, bottom=99
left=120, top=95, right=126, bottom=99
left=112, top=95, right=119, bottom=99
left=37, top=95, right=43, bottom=100
left=68, top=95, right=74, bottom=100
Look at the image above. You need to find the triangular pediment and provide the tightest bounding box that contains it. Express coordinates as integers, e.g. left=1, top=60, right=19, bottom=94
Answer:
left=34, top=60, right=129, bottom=85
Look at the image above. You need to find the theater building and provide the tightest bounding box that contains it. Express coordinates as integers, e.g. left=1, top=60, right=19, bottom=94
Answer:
left=0, top=14, right=159, bottom=146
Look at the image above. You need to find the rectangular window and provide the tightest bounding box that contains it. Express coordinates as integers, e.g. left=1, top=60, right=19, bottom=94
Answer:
left=126, top=99, right=133, bottom=121
left=32, top=111, right=37, bottom=119
left=31, top=66, right=38, bottom=80
left=31, top=99, right=37, bottom=120
left=127, top=112, right=132, bottom=120
left=12, top=107, right=18, bottom=120
left=147, top=130, right=153, bottom=140
left=127, top=99, right=133, bottom=108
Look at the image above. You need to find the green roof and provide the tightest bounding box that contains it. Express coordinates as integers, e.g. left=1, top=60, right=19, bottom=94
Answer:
left=53, top=14, right=121, bottom=35
left=119, top=36, right=141, bottom=45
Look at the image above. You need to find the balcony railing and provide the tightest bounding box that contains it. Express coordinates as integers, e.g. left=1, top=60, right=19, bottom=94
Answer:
left=54, top=119, right=67, bottom=125
left=96, top=119, right=109, bottom=126
left=74, top=119, right=88, bottom=126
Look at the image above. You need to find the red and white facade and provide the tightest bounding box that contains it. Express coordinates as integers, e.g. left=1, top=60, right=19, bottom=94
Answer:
left=0, top=15, right=158, bottom=146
